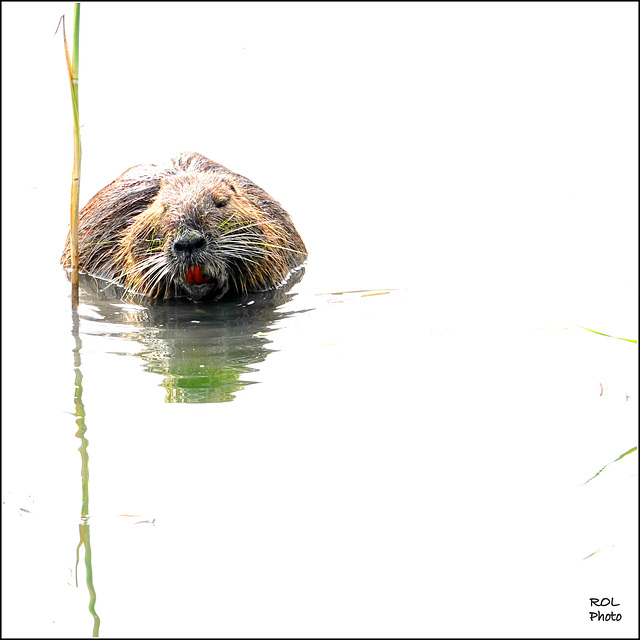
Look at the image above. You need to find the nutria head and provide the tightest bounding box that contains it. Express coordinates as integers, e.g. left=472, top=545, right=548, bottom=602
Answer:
left=62, top=153, right=307, bottom=301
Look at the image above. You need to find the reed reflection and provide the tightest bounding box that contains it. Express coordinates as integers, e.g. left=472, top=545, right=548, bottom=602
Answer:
left=71, top=307, right=101, bottom=636
left=75, top=272, right=307, bottom=403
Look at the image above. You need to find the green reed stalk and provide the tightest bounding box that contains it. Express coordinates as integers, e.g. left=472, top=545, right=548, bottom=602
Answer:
left=63, top=4, right=82, bottom=307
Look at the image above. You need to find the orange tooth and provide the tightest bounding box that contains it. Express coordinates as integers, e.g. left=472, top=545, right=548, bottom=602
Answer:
left=186, top=265, right=212, bottom=284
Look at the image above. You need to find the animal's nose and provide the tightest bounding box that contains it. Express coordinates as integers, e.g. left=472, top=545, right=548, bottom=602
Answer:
left=173, top=232, right=206, bottom=254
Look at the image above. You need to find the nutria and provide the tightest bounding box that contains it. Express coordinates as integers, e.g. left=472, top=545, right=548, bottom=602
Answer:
left=61, top=152, right=307, bottom=301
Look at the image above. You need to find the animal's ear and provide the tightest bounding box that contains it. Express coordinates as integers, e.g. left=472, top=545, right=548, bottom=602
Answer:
left=212, top=175, right=239, bottom=196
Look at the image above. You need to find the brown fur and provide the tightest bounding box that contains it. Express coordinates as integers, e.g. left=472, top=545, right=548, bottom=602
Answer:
left=61, top=152, right=307, bottom=301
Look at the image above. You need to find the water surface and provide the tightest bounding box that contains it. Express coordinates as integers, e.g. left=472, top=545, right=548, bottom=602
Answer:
left=2, top=3, right=638, bottom=637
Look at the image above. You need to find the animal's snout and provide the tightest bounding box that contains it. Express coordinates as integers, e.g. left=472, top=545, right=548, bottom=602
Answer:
left=173, top=232, right=206, bottom=255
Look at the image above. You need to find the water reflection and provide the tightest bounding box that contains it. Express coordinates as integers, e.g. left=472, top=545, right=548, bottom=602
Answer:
left=76, top=271, right=308, bottom=403
left=71, top=308, right=101, bottom=636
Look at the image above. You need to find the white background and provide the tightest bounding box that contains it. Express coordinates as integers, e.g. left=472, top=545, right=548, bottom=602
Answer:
left=2, top=2, right=638, bottom=638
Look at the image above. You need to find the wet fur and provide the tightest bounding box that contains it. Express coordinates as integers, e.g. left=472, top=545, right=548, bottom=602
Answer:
left=61, top=152, right=307, bottom=301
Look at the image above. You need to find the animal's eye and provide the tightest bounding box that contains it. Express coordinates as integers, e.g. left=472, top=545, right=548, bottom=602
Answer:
left=214, top=198, right=229, bottom=208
